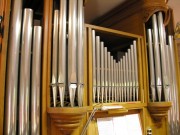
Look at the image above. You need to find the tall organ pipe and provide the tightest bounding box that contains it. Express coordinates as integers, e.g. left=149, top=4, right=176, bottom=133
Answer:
left=92, top=30, right=96, bottom=103
left=19, top=9, right=33, bottom=135
left=96, top=36, right=101, bottom=103
left=147, top=29, right=156, bottom=102
left=104, top=47, right=108, bottom=102
left=100, top=42, right=105, bottom=103
left=31, top=26, right=42, bottom=135
left=4, top=0, right=23, bottom=134
left=108, top=52, right=111, bottom=102
left=169, top=36, right=180, bottom=134
left=68, top=0, right=78, bottom=107
left=128, top=49, right=132, bottom=101
left=133, top=41, right=139, bottom=101
left=51, top=10, right=59, bottom=107
left=77, top=0, right=84, bottom=107
left=157, top=12, right=169, bottom=101
left=152, top=14, right=162, bottom=101
left=130, top=45, right=135, bottom=101
left=111, top=56, right=114, bottom=101
left=58, top=0, right=67, bottom=107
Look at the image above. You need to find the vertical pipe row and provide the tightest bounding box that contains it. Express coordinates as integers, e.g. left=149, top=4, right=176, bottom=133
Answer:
left=51, top=0, right=85, bottom=107
left=5, top=0, right=23, bottom=134
left=5, top=3, right=42, bottom=135
left=91, top=30, right=139, bottom=103
left=146, top=12, right=180, bottom=135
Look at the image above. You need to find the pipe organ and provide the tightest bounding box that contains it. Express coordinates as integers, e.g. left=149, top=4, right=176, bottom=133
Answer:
left=146, top=12, right=180, bottom=135
left=0, top=0, right=180, bottom=135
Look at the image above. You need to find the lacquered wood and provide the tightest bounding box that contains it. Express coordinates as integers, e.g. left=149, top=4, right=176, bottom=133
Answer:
left=0, top=0, right=11, bottom=134
left=42, top=0, right=53, bottom=134
left=148, top=102, right=172, bottom=123
left=47, top=107, right=87, bottom=135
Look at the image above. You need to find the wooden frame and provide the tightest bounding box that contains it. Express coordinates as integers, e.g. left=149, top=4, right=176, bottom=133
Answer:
left=85, top=24, right=146, bottom=106
left=0, top=0, right=11, bottom=134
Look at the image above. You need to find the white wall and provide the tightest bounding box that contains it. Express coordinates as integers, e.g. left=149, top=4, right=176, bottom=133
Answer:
left=168, top=0, right=180, bottom=26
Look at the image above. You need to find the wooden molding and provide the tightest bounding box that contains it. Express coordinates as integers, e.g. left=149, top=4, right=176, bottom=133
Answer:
left=147, top=102, right=172, bottom=123
left=94, top=0, right=169, bottom=27
left=47, top=107, right=87, bottom=135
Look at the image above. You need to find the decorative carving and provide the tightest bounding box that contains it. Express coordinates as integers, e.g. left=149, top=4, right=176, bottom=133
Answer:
left=147, top=102, right=172, bottom=123
left=143, top=6, right=167, bottom=23
left=47, top=107, right=87, bottom=135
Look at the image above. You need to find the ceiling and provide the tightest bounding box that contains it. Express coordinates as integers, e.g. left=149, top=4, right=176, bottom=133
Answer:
left=84, top=0, right=127, bottom=23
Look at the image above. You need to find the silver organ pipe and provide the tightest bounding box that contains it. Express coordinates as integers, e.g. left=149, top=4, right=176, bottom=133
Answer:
left=125, top=53, right=129, bottom=102
left=108, top=52, right=111, bottom=102
left=104, top=47, right=108, bottom=103
left=96, top=36, right=101, bottom=103
left=123, top=56, right=126, bottom=102
left=51, top=10, right=59, bottom=107
left=157, top=12, right=169, bottom=101
left=77, top=0, right=84, bottom=107
left=100, top=42, right=105, bottom=103
left=4, top=0, right=23, bottom=134
left=130, top=45, right=135, bottom=101
left=31, top=26, right=42, bottom=135
left=133, top=41, right=139, bottom=101
left=68, top=0, right=78, bottom=107
left=147, top=29, right=156, bottom=102
left=58, top=0, right=67, bottom=107
left=19, top=8, right=33, bottom=135
left=111, top=56, right=114, bottom=101
left=92, top=30, right=96, bottom=103
left=120, top=60, right=123, bottom=102
left=152, top=14, right=162, bottom=101
left=128, top=49, right=132, bottom=101
left=169, top=36, right=180, bottom=134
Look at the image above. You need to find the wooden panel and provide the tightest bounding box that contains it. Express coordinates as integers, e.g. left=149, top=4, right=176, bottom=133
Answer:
left=93, top=0, right=168, bottom=36
left=42, top=0, right=53, bottom=134
left=0, top=0, right=11, bottom=134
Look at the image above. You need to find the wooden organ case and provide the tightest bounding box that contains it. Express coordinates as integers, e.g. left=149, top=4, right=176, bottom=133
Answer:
left=0, top=0, right=179, bottom=135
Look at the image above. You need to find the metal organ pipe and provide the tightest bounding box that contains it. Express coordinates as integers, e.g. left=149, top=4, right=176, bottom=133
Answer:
left=100, top=42, right=105, bottom=103
left=51, top=10, right=59, bottom=107
left=152, top=14, right=162, bottom=101
left=68, top=0, right=78, bottom=107
left=4, top=0, right=23, bottom=134
left=77, top=0, right=84, bottom=107
left=104, top=47, right=108, bottom=102
left=31, top=26, right=42, bottom=135
left=157, top=12, right=169, bottom=101
left=147, top=29, right=156, bottom=102
left=19, top=8, right=33, bottom=135
left=96, top=36, right=101, bottom=103
left=58, top=0, right=67, bottom=107
left=92, top=30, right=96, bottom=103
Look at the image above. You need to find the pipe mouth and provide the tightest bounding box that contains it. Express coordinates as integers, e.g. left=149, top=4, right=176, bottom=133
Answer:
left=69, top=83, right=77, bottom=89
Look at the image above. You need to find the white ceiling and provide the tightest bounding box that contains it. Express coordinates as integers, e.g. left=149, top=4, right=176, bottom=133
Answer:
left=84, top=0, right=127, bottom=23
